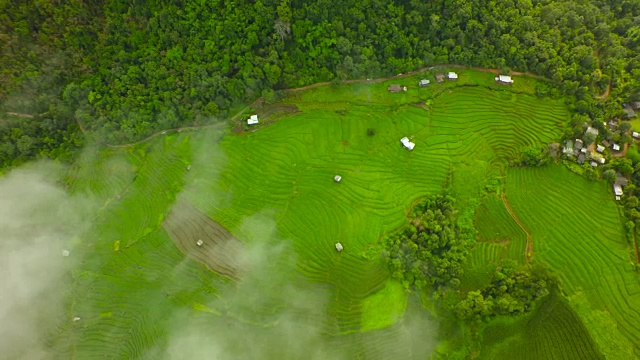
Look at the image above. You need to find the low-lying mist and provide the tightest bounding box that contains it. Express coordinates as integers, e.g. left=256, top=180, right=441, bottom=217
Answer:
left=0, top=162, right=92, bottom=359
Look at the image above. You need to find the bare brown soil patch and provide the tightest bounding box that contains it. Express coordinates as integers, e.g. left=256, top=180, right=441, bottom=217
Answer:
left=257, top=104, right=299, bottom=119
left=163, top=201, right=245, bottom=279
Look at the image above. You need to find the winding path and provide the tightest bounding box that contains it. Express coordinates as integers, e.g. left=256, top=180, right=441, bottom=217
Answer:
left=501, top=194, right=535, bottom=264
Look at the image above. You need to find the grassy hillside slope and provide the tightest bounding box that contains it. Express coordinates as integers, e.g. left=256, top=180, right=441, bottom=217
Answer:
left=507, top=165, right=640, bottom=358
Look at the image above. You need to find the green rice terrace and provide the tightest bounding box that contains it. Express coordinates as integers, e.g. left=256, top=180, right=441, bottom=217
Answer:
left=49, top=69, right=640, bottom=359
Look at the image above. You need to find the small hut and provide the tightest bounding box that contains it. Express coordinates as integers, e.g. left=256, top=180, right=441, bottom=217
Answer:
left=388, top=84, right=402, bottom=93
left=247, top=115, right=259, bottom=125
left=334, top=175, right=342, bottom=183
left=196, top=239, right=204, bottom=246
left=62, top=249, right=70, bottom=257
left=495, top=75, right=513, bottom=84
left=335, top=242, right=343, bottom=252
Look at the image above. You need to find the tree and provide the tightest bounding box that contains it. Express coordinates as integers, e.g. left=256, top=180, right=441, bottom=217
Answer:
left=620, top=121, right=632, bottom=133
left=584, top=132, right=596, bottom=146
left=603, top=169, right=617, bottom=183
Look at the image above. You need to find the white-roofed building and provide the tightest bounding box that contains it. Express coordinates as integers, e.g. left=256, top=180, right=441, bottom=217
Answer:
left=613, top=143, right=621, bottom=151
left=247, top=114, right=259, bottom=125
left=419, top=79, right=430, bottom=87
left=447, top=72, right=458, bottom=80
left=614, top=184, right=623, bottom=198
left=596, top=144, right=605, bottom=153
left=335, top=242, right=343, bottom=252
left=400, top=137, right=415, bottom=150
left=633, top=131, right=640, bottom=139
left=495, top=75, right=514, bottom=84
left=334, top=175, right=342, bottom=183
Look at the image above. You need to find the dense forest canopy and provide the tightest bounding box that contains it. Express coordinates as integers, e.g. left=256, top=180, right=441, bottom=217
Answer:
left=2, top=0, right=640, bottom=167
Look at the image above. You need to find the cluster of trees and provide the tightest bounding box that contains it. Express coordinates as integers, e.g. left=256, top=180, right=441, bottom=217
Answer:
left=517, top=145, right=552, bottom=167
left=382, top=194, right=475, bottom=291
left=3, top=0, right=640, bottom=167
left=454, top=263, right=553, bottom=322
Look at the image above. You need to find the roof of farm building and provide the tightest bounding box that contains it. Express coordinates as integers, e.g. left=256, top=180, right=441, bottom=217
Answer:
left=447, top=72, right=458, bottom=79
left=388, top=84, right=402, bottom=92
left=623, top=106, right=637, bottom=118
left=400, top=137, right=415, bottom=150
left=585, top=127, right=599, bottom=136
left=495, top=75, right=513, bottom=83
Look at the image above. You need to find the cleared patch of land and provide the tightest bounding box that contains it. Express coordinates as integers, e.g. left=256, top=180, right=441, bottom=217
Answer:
left=163, top=201, right=245, bottom=279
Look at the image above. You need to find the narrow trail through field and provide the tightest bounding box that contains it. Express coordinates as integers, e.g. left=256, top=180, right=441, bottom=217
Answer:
left=501, top=194, right=534, bottom=263
left=103, top=64, right=549, bottom=148
left=5, top=112, right=34, bottom=118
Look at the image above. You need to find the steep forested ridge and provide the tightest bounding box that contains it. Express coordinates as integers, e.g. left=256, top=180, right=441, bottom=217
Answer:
left=2, top=0, right=640, bottom=167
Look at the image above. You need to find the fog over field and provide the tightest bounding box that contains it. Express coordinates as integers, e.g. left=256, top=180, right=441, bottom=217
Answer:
left=0, top=162, right=92, bottom=359
left=160, top=213, right=342, bottom=359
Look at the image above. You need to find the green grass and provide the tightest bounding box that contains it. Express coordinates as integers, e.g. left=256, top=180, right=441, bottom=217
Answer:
left=506, top=165, right=640, bottom=356
left=480, top=290, right=604, bottom=360
left=52, top=71, right=577, bottom=358
left=360, top=280, right=407, bottom=331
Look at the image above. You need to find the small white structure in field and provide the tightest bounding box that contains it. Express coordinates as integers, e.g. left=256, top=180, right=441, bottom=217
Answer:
left=73, top=317, right=81, bottom=322
left=247, top=115, right=259, bottom=125
left=419, top=79, right=430, bottom=87
left=196, top=239, right=204, bottom=247
left=613, top=143, right=621, bottom=151
left=187, top=165, right=191, bottom=171
left=495, top=75, right=514, bottom=84
left=400, top=137, right=415, bottom=151
left=447, top=72, right=458, bottom=80
left=62, top=249, right=70, bottom=257
left=335, top=242, right=343, bottom=252
left=633, top=131, right=640, bottom=139
left=334, top=175, right=342, bottom=183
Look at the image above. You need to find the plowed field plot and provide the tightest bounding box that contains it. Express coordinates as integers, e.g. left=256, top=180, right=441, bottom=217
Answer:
left=163, top=201, right=245, bottom=279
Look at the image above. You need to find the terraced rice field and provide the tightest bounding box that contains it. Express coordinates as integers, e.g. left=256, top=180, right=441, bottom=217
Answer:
left=507, top=165, right=640, bottom=355
left=471, top=194, right=527, bottom=265
left=55, top=71, right=578, bottom=358
left=480, top=291, right=604, bottom=360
